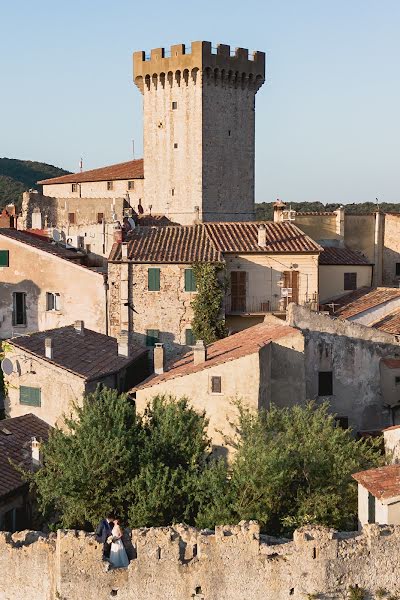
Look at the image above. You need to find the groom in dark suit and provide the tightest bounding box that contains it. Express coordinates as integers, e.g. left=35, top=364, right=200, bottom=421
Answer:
left=95, top=513, right=114, bottom=561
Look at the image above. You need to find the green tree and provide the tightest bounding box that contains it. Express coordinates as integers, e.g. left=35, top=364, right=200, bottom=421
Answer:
left=210, top=402, right=384, bottom=535
left=191, top=262, right=227, bottom=345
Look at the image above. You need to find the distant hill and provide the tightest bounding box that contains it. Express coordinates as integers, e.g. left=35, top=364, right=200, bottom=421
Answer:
left=255, top=201, right=400, bottom=221
left=0, top=158, right=71, bottom=212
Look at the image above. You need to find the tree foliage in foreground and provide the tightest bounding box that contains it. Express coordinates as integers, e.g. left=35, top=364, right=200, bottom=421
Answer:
left=29, top=390, right=384, bottom=535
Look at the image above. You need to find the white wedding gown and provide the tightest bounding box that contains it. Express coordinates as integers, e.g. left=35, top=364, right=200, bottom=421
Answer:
left=109, top=525, right=129, bottom=568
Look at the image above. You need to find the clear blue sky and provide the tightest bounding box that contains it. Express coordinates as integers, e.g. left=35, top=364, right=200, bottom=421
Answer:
left=2, top=0, right=399, bottom=204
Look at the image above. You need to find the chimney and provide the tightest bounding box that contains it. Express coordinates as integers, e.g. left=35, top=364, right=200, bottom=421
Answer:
left=45, top=337, right=53, bottom=360
left=118, top=330, right=130, bottom=357
left=114, top=223, right=123, bottom=243
left=121, top=242, right=128, bottom=260
left=273, top=199, right=286, bottom=223
left=31, top=437, right=41, bottom=467
left=193, top=340, right=207, bottom=365
left=74, top=320, right=84, bottom=335
left=258, top=223, right=267, bottom=247
left=154, top=343, right=165, bottom=374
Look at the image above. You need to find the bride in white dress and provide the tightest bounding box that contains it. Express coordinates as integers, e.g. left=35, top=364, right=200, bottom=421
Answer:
left=109, top=518, right=129, bottom=568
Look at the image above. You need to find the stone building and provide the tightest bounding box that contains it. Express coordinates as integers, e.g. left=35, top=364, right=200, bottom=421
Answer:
left=108, top=221, right=321, bottom=357
left=133, top=304, right=400, bottom=448
left=0, top=229, right=107, bottom=338
left=273, top=201, right=400, bottom=287
left=3, top=322, right=149, bottom=427
left=134, top=41, right=265, bottom=224
left=0, top=414, right=50, bottom=532
left=353, top=464, right=400, bottom=527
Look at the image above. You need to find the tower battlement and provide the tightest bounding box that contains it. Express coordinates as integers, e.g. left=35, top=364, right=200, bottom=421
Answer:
left=133, top=41, right=265, bottom=92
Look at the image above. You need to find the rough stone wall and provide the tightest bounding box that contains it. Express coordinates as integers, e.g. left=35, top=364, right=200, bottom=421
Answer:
left=42, top=179, right=144, bottom=203
left=383, top=213, right=400, bottom=285
left=288, top=304, right=400, bottom=430
left=3, top=523, right=400, bottom=599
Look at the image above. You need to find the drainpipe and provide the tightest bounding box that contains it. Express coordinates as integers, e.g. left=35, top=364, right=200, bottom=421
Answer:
left=103, top=273, right=109, bottom=336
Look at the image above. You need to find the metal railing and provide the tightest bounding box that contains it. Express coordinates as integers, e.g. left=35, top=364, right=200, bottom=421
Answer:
left=224, top=294, right=318, bottom=315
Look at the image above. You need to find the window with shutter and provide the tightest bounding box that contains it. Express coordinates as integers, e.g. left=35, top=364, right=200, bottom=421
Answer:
left=146, top=329, right=159, bottom=347
left=46, top=292, right=60, bottom=311
left=68, top=213, right=76, bottom=224
left=148, top=268, right=160, bottom=291
left=0, top=250, right=9, bottom=267
left=344, top=272, right=357, bottom=290
left=184, top=269, right=196, bottom=292
left=211, top=376, right=222, bottom=394
left=230, top=271, right=246, bottom=312
left=185, top=329, right=196, bottom=345
left=19, top=386, right=41, bottom=406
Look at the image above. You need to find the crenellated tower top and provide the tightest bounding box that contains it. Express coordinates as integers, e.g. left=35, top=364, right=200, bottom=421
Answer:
left=133, top=41, right=265, bottom=93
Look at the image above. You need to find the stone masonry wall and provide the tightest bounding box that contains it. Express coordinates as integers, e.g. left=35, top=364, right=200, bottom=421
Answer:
left=2, top=523, right=400, bottom=600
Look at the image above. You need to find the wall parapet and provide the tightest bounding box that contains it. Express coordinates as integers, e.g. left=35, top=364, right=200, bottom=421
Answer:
left=2, top=523, right=400, bottom=599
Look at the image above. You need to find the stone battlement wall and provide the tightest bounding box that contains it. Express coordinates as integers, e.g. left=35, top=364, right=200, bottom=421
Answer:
left=2, top=522, right=400, bottom=599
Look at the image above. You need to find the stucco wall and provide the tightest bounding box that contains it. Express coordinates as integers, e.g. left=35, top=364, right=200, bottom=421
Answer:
left=3, top=523, right=400, bottom=599
left=344, top=214, right=376, bottom=264
left=225, top=253, right=319, bottom=312
left=383, top=213, right=400, bottom=285
left=42, top=179, right=144, bottom=203
left=4, top=346, right=86, bottom=427
left=294, top=214, right=338, bottom=243
left=135, top=351, right=263, bottom=453
left=319, top=264, right=373, bottom=302
left=0, top=236, right=106, bottom=339
left=384, top=427, right=400, bottom=463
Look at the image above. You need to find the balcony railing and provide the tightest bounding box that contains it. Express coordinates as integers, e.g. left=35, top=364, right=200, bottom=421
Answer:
left=224, top=294, right=318, bottom=315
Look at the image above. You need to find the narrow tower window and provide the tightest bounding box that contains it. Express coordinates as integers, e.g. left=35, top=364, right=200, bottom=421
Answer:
left=172, top=101, right=177, bottom=110
left=171, top=189, right=175, bottom=196
left=174, top=143, right=178, bottom=149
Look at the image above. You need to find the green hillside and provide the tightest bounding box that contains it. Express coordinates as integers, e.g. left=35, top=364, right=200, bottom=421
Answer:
left=0, top=158, right=71, bottom=212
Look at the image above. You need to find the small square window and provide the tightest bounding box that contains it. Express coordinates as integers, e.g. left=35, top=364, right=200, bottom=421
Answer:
left=174, top=143, right=178, bottom=149
left=0, top=250, right=9, bottom=267
left=97, top=212, right=104, bottom=224
left=185, top=329, right=196, bottom=346
left=68, top=213, right=76, bottom=224
left=46, top=292, right=60, bottom=311
left=396, top=263, right=400, bottom=277
left=19, top=386, right=41, bottom=407
left=128, top=181, right=135, bottom=190
left=211, top=376, right=222, bottom=394
left=335, top=416, right=349, bottom=429
left=172, top=101, right=177, bottom=110
left=344, top=272, right=357, bottom=291
left=395, top=376, right=400, bottom=386
left=318, top=371, right=333, bottom=396
left=107, top=181, right=113, bottom=191
left=71, top=183, right=78, bottom=192
left=146, top=329, right=159, bottom=347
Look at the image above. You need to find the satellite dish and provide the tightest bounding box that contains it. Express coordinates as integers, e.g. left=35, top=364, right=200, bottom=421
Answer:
left=52, top=229, right=61, bottom=242
left=1, top=358, right=14, bottom=375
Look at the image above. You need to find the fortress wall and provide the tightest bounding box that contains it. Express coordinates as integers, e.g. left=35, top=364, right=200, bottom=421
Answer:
left=2, top=523, right=400, bottom=600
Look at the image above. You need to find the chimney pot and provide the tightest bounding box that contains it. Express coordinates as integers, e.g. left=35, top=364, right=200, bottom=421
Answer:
left=45, top=337, right=53, bottom=360
left=193, top=340, right=207, bottom=365
left=121, top=242, right=128, bottom=260
left=154, top=342, right=165, bottom=374
left=118, top=330, right=130, bottom=357
left=74, top=320, right=84, bottom=334
left=258, top=223, right=267, bottom=247
left=114, top=224, right=123, bottom=243
left=31, top=436, right=41, bottom=467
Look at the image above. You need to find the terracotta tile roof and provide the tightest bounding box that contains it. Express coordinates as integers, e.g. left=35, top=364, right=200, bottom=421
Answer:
left=332, top=288, right=400, bottom=319
left=136, top=214, right=179, bottom=227
left=204, top=222, right=322, bottom=254
left=352, top=464, right=400, bottom=501
left=381, top=358, right=400, bottom=369
left=0, top=229, right=85, bottom=263
left=133, top=322, right=299, bottom=391
left=109, top=224, right=222, bottom=263
left=9, top=326, right=147, bottom=381
left=319, top=246, right=372, bottom=266
left=0, top=414, right=51, bottom=499
left=109, top=222, right=321, bottom=263
left=37, top=159, right=144, bottom=185
left=383, top=425, right=400, bottom=431
left=372, top=309, right=400, bottom=336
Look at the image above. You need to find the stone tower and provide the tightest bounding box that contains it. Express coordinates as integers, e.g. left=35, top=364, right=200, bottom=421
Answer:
left=133, top=41, right=265, bottom=225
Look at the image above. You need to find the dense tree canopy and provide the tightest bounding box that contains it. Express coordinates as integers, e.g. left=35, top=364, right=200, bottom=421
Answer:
left=191, top=263, right=227, bottom=345
left=255, top=201, right=400, bottom=222
left=29, top=391, right=383, bottom=535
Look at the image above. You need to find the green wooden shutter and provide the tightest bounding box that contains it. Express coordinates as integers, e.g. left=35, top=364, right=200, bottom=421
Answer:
left=184, top=268, right=196, bottom=292
left=146, top=329, right=159, bottom=347
left=148, top=268, right=160, bottom=291
left=19, top=386, right=41, bottom=406
left=0, top=250, right=9, bottom=267
left=185, top=329, right=196, bottom=345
